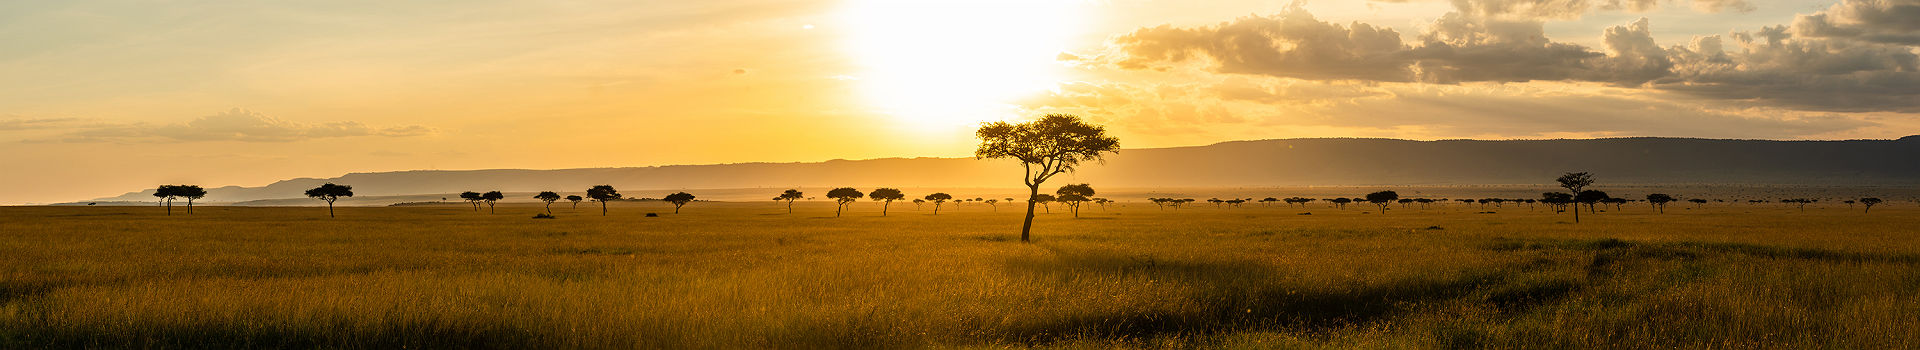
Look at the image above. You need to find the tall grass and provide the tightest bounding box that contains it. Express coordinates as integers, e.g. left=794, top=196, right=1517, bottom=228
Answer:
left=1, top=200, right=1916, bottom=348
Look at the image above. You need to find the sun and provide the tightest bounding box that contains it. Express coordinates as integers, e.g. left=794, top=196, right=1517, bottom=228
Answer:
left=838, top=0, right=1089, bottom=131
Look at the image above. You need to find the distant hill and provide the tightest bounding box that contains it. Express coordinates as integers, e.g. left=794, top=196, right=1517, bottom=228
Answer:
left=85, top=136, right=1920, bottom=205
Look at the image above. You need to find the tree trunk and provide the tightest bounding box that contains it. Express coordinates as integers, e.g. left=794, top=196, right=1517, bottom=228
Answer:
left=1572, top=202, right=1581, bottom=223
left=600, top=201, right=608, bottom=216
left=489, top=202, right=495, bottom=214
left=881, top=201, right=889, bottom=216
left=1020, top=185, right=1039, bottom=243
left=787, top=200, right=795, bottom=213
left=674, top=204, right=683, bottom=214
left=836, top=202, right=843, bottom=217
left=327, top=200, right=335, bottom=218
left=164, top=198, right=172, bottom=216
left=187, top=198, right=194, bottom=215
left=546, top=202, right=553, bottom=213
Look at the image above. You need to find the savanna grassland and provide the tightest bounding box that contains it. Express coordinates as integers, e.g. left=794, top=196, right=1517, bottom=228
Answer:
left=2, top=199, right=1917, bottom=349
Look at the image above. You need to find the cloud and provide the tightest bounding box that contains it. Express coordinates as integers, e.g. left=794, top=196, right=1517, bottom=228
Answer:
left=1106, top=6, right=1920, bottom=112
left=1791, top=0, right=1920, bottom=45
left=0, top=117, right=81, bottom=131
left=49, top=108, right=433, bottom=143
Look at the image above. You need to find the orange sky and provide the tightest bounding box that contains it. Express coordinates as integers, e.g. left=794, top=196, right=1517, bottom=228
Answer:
left=1, top=0, right=1915, bottom=204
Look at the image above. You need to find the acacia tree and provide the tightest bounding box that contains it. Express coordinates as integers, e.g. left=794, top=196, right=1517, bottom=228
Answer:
left=1365, top=190, right=1399, bottom=214
left=152, top=185, right=182, bottom=215
left=566, top=195, right=584, bottom=209
left=912, top=198, right=926, bottom=210
left=1646, top=193, right=1675, bottom=214
left=1056, top=184, right=1095, bottom=218
left=177, top=185, right=206, bottom=215
left=304, top=183, right=353, bottom=218
left=535, top=191, right=562, bottom=213
left=459, top=191, right=484, bottom=211
left=984, top=199, right=999, bottom=212
left=1576, top=190, right=1609, bottom=215
left=976, top=114, right=1119, bottom=242
left=1556, top=172, right=1595, bottom=223
left=827, top=187, right=863, bottom=217
left=774, top=189, right=805, bottom=213
left=1330, top=198, right=1351, bottom=210
left=925, top=192, right=953, bottom=215
left=1861, top=197, right=1884, bottom=213
left=482, top=191, right=504, bottom=214
left=587, top=185, right=620, bottom=216
left=869, top=188, right=905, bottom=216
left=662, top=192, right=696, bottom=214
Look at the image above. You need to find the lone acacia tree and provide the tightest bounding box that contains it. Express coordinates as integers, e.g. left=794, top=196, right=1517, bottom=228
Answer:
left=925, top=192, right=953, bottom=215
left=1861, top=197, right=1884, bottom=213
left=827, top=187, right=863, bottom=217
left=1646, top=193, right=1675, bottom=213
left=976, top=114, right=1119, bottom=243
left=565, top=195, right=584, bottom=209
left=1365, top=190, right=1399, bottom=214
left=459, top=191, right=484, bottom=211
left=1056, top=184, right=1095, bottom=218
left=869, top=188, right=905, bottom=216
left=1556, top=172, right=1595, bottom=223
left=535, top=191, right=562, bottom=213
left=178, top=185, right=206, bottom=215
left=152, top=185, right=184, bottom=215
left=774, top=189, right=804, bottom=213
left=482, top=191, right=504, bottom=214
left=662, top=192, right=696, bottom=214
left=587, top=185, right=620, bottom=216
left=304, top=183, right=353, bottom=218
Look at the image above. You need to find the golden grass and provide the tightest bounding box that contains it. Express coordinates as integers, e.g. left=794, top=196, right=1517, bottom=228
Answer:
left=2, top=200, right=1916, bottom=348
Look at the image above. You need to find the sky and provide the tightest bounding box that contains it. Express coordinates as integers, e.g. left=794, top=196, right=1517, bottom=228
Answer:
left=1, top=0, right=1916, bottom=204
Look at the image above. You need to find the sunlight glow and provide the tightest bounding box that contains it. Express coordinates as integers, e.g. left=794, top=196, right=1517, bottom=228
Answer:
left=838, top=0, right=1089, bottom=131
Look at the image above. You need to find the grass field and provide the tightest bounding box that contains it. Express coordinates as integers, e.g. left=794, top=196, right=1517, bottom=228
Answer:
left=3, top=199, right=1917, bottom=348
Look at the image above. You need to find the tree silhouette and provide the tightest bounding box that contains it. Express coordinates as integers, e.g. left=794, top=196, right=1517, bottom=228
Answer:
left=1031, top=194, right=1057, bottom=213
left=304, top=183, right=353, bottom=218
left=481, top=191, right=504, bottom=214
left=459, top=191, right=484, bottom=211
left=868, top=188, right=905, bottom=216
left=975, top=114, right=1120, bottom=243
left=774, top=189, right=805, bottom=213
left=662, top=192, right=696, bottom=214
left=152, top=185, right=182, bottom=215
left=1055, top=184, right=1095, bottom=218
left=1330, top=197, right=1351, bottom=210
left=1687, top=198, right=1708, bottom=207
left=534, top=191, right=562, bottom=213
left=1365, top=191, right=1399, bottom=214
left=924, top=192, right=953, bottom=215
left=912, top=198, right=925, bottom=210
left=984, top=199, right=999, bottom=212
left=1556, top=172, right=1595, bottom=223
left=1861, top=197, right=1884, bottom=213
left=827, top=187, right=863, bottom=217
left=587, top=185, right=620, bottom=216
left=566, top=195, right=584, bottom=209
left=1645, top=194, right=1674, bottom=213
left=1576, top=190, right=1609, bottom=215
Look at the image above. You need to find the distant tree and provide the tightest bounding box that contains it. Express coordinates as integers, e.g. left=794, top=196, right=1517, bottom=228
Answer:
left=663, top=192, right=696, bottom=214
left=1602, top=197, right=1628, bottom=211
left=178, top=185, right=206, bottom=215
left=1032, top=194, right=1056, bottom=213
left=459, top=191, right=484, bottom=211
left=1093, top=198, right=1111, bottom=211
left=985, top=199, right=1000, bottom=212
left=566, top=195, right=584, bottom=209
left=1365, top=191, right=1399, bottom=214
left=774, top=189, right=805, bottom=213
left=869, top=188, right=905, bottom=216
left=1782, top=198, right=1813, bottom=212
left=1330, top=197, right=1351, bottom=210
left=481, top=191, right=504, bottom=214
left=975, top=114, right=1120, bottom=243
left=925, top=192, right=953, bottom=215
left=534, top=191, right=562, bottom=213
left=1576, top=190, right=1609, bottom=215
left=827, top=187, right=864, bottom=217
left=587, top=185, right=620, bottom=216
left=304, top=183, right=354, bottom=218
left=1556, top=172, right=1595, bottom=223
left=1645, top=193, right=1674, bottom=213
left=912, top=198, right=926, bottom=210
left=1055, top=184, right=1095, bottom=218
left=1687, top=198, right=1708, bottom=207
left=152, top=185, right=182, bottom=215
left=1861, top=197, right=1884, bottom=213
left=1541, top=192, right=1574, bottom=212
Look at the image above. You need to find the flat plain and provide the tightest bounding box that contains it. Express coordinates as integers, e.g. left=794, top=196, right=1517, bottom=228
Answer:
left=3, top=199, right=1917, bottom=348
